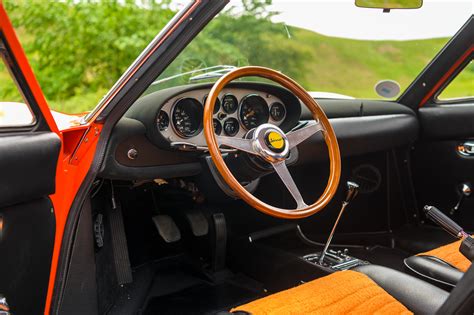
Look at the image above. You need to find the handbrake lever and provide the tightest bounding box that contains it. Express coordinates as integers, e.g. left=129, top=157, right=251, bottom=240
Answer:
left=424, top=205, right=468, bottom=239
left=424, top=205, right=473, bottom=261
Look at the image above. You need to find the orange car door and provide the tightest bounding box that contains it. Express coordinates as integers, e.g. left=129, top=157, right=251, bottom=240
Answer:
left=0, top=4, right=62, bottom=315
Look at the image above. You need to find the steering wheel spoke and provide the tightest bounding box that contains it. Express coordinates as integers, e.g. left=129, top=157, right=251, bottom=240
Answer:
left=287, top=120, right=324, bottom=149
left=272, top=160, right=308, bottom=210
left=217, top=135, right=256, bottom=155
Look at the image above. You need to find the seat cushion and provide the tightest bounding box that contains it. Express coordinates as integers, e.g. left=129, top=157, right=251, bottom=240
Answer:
left=418, top=239, right=471, bottom=272
left=354, top=265, right=448, bottom=314
left=231, top=270, right=411, bottom=314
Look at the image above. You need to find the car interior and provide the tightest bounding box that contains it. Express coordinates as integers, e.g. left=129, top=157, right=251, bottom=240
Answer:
left=56, top=64, right=474, bottom=315
left=37, top=6, right=473, bottom=315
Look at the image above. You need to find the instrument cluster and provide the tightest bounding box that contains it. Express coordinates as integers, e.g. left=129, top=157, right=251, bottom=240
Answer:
left=155, top=88, right=287, bottom=147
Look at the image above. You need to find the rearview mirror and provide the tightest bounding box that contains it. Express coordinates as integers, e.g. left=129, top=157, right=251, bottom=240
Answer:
left=355, top=0, right=423, bottom=10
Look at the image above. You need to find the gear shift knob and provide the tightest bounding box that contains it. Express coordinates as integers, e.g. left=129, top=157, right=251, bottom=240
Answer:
left=344, top=181, right=359, bottom=204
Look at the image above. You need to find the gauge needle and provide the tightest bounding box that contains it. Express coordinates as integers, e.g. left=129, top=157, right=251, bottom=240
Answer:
left=245, top=110, right=255, bottom=119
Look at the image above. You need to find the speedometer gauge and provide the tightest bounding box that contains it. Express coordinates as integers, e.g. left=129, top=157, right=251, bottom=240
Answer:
left=171, top=98, right=203, bottom=138
left=239, top=94, right=269, bottom=130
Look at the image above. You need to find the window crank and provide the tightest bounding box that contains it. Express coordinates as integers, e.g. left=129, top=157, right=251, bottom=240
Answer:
left=450, top=183, right=472, bottom=215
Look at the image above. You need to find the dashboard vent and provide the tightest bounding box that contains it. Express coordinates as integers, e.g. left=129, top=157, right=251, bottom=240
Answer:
left=351, top=164, right=382, bottom=194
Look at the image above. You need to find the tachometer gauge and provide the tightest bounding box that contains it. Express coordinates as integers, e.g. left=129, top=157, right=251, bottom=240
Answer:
left=239, top=94, right=269, bottom=130
left=222, top=94, right=238, bottom=114
left=270, top=102, right=286, bottom=121
left=223, top=118, right=239, bottom=136
left=203, top=95, right=221, bottom=114
left=157, top=110, right=169, bottom=131
left=171, top=98, right=203, bottom=138
left=213, top=118, right=222, bottom=135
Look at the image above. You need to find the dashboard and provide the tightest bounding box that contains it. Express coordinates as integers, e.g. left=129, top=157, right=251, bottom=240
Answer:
left=155, top=88, right=288, bottom=148
left=99, top=82, right=419, bottom=181
left=123, top=82, right=302, bottom=153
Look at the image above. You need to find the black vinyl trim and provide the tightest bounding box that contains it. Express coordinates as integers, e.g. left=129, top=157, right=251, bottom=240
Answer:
left=0, top=132, right=61, bottom=208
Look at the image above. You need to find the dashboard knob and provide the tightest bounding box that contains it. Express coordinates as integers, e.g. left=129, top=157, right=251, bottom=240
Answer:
left=127, top=148, right=139, bottom=160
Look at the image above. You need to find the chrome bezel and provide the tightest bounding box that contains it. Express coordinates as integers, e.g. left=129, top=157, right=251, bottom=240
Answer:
left=156, top=110, right=170, bottom=132
left=170, top=97, right=203, bottom=139
left=238, top=94, right=270, bottom=131
left=223, top=117, right=240, bottom=136
left=269, top=101, right=287, bottom=122
left=221, top=93, right=238, bottom=114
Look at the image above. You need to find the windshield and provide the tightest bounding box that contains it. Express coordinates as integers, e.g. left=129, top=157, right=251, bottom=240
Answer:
left=150, top=0, right=472, bottom=100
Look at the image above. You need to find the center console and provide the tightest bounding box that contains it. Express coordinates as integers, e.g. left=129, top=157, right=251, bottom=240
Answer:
left=303, top=249, right=369, bottom=271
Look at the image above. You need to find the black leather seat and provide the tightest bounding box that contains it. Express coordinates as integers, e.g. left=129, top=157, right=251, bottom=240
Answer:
left=229, top=264, right=451, bottom=315
left=404, top=255, right=465, bottom=288
left=403, top=238, right=471, bottom=289
left=354, top=265, right=449, bottom=314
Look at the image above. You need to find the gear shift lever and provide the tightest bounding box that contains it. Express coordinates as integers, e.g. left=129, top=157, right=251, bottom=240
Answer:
left=319, top=181, right=359, bottom=264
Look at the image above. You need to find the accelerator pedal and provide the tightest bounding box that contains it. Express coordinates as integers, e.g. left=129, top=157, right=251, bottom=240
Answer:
left=152, top=215, right=181, bottom=243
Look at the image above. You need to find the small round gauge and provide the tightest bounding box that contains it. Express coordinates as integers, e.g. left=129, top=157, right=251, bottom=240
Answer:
left=213, top=118, right=222, bottom=135
left=223, top=118, right=239, bottom=136
left=270, top=102, right=286, bottom=121
left=171, top=98, right=203, bottom=138
left=239, top=94, right=270, bottom=130
left=157, top=110, right=169, bottom=131
left=203, top=95, right=221, bottom=114
left=222, top=94, right=238, bottom=114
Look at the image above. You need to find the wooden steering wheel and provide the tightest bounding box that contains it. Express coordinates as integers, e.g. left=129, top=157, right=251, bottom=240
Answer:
left=203, top=66, right=341, bottom=219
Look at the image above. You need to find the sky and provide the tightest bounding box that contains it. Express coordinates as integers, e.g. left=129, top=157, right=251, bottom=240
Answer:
left=226, top=0, right=474, bottom=40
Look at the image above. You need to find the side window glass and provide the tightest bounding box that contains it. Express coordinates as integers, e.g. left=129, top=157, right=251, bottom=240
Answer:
left=438, top=59, right=474, bottom=101
left=0, top=48, right=35, bottom=127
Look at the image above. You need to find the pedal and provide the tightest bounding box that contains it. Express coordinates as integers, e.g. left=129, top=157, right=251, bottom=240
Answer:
left=211, top=213, right=227, bottom=272
left=152, top=215, right=181, bottom=243
left=184, top=210, right=209, bottom=237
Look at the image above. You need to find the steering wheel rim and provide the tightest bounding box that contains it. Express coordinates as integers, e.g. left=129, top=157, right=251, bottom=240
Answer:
left=203, top=66, right=341, bottom=219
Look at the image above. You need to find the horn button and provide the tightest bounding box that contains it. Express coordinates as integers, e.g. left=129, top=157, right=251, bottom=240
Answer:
left=252, top=124, right=289, bottom=162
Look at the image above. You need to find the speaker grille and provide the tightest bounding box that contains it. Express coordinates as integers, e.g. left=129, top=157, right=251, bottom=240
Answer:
left=352, top=164, right=382, bottom=194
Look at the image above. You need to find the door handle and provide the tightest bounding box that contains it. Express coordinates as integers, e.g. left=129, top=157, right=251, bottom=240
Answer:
left=458, top=141, right=474, bottom=156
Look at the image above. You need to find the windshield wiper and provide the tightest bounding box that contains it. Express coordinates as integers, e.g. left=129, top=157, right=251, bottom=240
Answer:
left=151, top=65, right=237, bottom=86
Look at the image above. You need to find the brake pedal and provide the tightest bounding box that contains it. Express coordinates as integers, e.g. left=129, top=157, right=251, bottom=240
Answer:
left=152, top=215, right=181, bottom=243
left=184, top=210, right=209, bottom=237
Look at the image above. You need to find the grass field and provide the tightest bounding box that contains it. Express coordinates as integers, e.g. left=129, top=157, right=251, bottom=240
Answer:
left=1, top=25, right=472, bottom=114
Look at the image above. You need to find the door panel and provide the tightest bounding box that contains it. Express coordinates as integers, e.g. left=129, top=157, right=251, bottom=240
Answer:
left=0, top=198, right=56, bottom=315
left=413, top=106, right=474, bottom=230
left=0, top=132, right=60, bottom=314
left=0, top=133, right=60, bottom=207
left=418, top=106, right=474, bottom=140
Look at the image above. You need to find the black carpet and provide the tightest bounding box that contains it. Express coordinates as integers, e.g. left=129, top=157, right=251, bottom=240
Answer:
left=144, top=282, right=259, bottom=315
